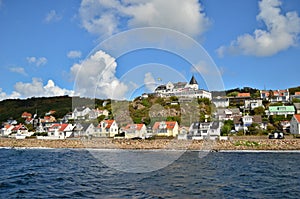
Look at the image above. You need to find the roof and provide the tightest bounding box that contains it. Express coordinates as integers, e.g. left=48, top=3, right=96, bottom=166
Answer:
left=189, top=76, right=198, bottom=85
left=233, top=116, right=242, bottom=124
left=253, top=115, right=262, bottom=123
left=153, top=121, right=177, bottom=130
left=237, top=93, right=250, bottom=97
left=294, top=114, right=300, bottom=123
left=21, top=112, right=32, bottom=118
left=125, top=124, right=145, bottom=131
left=104, top=120, right=115, bottom=129
left=269, top=106, right=295, bottom=112
left=295, top=92, right=300, bottom=96
left=294, top=103, right=300, bottom=110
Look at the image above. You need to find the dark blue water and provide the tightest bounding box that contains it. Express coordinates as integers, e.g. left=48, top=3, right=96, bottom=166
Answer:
left=0, top=148, right=299, bottom=198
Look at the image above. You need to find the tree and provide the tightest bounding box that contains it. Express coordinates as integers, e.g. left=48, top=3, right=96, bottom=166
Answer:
left=227, top=91, right=239, bottom=97
left=221, top=120, right=234, bottom=136
left=253, top=106, right=265, bottom=115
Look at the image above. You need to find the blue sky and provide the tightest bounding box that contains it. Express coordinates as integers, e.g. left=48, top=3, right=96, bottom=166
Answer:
left=0, top=0, right=300, bottom=100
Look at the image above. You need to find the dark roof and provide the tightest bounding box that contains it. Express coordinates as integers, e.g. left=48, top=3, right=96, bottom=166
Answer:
left=155, top=85, right=166, bottom=91
left=189, top=76, right=198, bottom=85
left=253, top=115, right=262, bottom=123
left=210, top=121, right=220, bottom=129
left=233, top=116, right=242, bottom=124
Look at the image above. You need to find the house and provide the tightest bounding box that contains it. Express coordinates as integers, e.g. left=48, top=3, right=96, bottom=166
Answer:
left=177, top=126, right=189, bottom=140
left=290, top=92, right=300, bottom=101
left=280, top=120, right=290, bottom=132
left=265, top=105, right=295, bottom=117
left=293, top=103, right=300, bottom=114
left=261, top=89, right=290, bottom=102
left=47, top=123, right=75, bottom=139
left=41, top=115, right=56, bottom=123
left=207, top=121, right=222, bottom=138
left=233, top=115, right=263, bottom=132
left=74, top=123, right=95, bottom=137
left=21, top=112, right=32, bottom=119
left=45, top=110, right=56, bottom=116
left=72, top=106, right=92, bottom=120
left=152, top=121, right=179, bottom=137
left=212, top=96, right=229, bottom=108
left=155, top=76, right=212, bottom=100
left=216, top=108, right=241, bottom=120
left=1, top=124, right=14, bottom=136
left=189, top=122, right=211, bottom=139
left=237, top=93, right=251, bottom=98
left=123, top=124, right=147, bottom=139
left=11, top=124, right=28, bottom=135
left=244, top=99, right=263, bottom=111
left=95, top=119, right=118, bottom=137
left=290, top=114, right=300, bottom=135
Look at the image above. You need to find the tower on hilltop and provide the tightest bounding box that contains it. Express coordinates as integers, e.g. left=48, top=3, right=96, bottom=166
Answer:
left=186, top=75, right=199, bottom=90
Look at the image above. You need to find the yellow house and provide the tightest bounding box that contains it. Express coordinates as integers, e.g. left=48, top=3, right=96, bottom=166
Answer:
left=152, top=121, right=179, bottom=137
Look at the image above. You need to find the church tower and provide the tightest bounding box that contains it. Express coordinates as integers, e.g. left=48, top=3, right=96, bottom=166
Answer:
left=187, top=75, right=199, bottom=90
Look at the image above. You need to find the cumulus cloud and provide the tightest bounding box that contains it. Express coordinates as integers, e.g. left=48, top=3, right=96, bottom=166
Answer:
left=79, top=0, right=210, bottom=38
left=13, top=78, right=74, bottom=98
left=44, top=10, right=62, bottom=23
left=71, top=50, right=128, bottom=99
left=67, top=50, right=82, bottom=59
left=26, top=56, right=47, bottom=66
left=144, top=72, right=156, bottom=92
left=9, top=67, right=27, bottom=76
left=0, top=88, right=20, bottom=101
left=217, top=0, right=300, bottom=57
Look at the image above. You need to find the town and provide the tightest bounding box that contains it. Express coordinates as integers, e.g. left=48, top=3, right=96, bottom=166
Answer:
left=1, top=76, right=300, bottom=141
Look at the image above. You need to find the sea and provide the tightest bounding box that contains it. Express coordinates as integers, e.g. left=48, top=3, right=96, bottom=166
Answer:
left=0, top=148, right=300, bottom=199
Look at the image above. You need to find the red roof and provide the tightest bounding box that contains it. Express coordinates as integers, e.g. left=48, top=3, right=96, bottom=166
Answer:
left=21, top=112, right=32, bottom=118
left=124, top=124, right=144, bottom=130
left=295, top=92, right=300, bottom=96
left=237, top=93, right=250, bottom=97
left=49, top=123, right=69, bottom=131
left=104, top=120, right=115, bottom=129
left=294, top=114, right=300, bottom=123
left=153, top=121, right=177, bottom=130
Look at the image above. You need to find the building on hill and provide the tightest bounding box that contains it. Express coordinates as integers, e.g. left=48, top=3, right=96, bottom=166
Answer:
left=212, top=96, right=229, bottom=108
left=265, top=105, right=295, bottom=117
left=260, top=89, right=290, bottom=102
left=154, top=76, right=211, bottom=100
left=290, top=114, right=300, bottom=135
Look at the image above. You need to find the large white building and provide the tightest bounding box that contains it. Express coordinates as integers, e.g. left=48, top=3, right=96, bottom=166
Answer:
left=154, top=76, right=212, bottom=99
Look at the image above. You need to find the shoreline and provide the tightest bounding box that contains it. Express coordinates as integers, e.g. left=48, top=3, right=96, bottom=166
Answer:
left=1, top=137, right=300, bottom=151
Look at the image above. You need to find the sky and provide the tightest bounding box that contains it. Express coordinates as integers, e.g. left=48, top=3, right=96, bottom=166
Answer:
left=0, top=0, right=300, bottom=100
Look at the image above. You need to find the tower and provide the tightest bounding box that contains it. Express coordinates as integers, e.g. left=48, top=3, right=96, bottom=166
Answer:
left=187, top=75, right=199, bottom=90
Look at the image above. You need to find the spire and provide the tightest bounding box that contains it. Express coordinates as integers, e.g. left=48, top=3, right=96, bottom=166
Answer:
left=189, top=75, right=198, bottom=85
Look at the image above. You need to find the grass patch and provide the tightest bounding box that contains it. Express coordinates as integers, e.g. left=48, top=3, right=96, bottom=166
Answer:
left=234, top=140, right=260, bottom=147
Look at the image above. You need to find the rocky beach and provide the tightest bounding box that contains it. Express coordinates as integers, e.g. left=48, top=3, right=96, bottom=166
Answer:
left=1, top=136, right=300, bottom=151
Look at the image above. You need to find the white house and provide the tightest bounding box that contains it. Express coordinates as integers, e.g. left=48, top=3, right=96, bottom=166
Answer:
left=244, top=99, right=263, bottom=110
left=96, top=119, right=118, bottom=137
left=47, top=123, right=75, bottom=139
left=72, top=107, right=92, bottom=120
left=1, top=124, right=14, bottom=136
left=290, top=114, right=300, bottom=135
left=123, top=124, right=147, bottom=139
left=212, top=96, right=229, bottom=108
left=74, top=123, right=95, bottom=137
left=155, top=76, right=212, bottom=100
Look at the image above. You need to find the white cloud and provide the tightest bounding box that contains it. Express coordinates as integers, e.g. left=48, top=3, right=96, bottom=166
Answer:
left=217, top=0, right=300, bottom=57
left=13, top=78, right=74, bottom=98
left=0, top=88, right=20, bottom=101
left=79, top=0, right=210, bottom=38
left=67, top=50, right=82, bottom=59
left=45, top=10, right=62, bottom=23
left=144, top=72, right=156, bottom=92
left=71, top=50, right=128, bottom=99
left=9, top=67, right=27, bottom=76
left=26, top=56, right=47, bottom=66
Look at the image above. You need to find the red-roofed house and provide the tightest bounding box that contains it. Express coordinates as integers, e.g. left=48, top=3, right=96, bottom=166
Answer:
left=96, top=119, right=118, bottom=137
left=21, top=112, right=32, bottom=119
left=123, top=124, right=146, bottom=139
left=12, top=123, right=28, bottom=134
left=47, top=123, right=75, bottom=139
left=237, top=93, right=251, bottom=97
left=261, top=89, right=290, bottom=102
left=153, top=121, right=179, bottom=137
left=290, top=114, right=300, bottom=135
left=1, top=124, right=14, bottom=136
